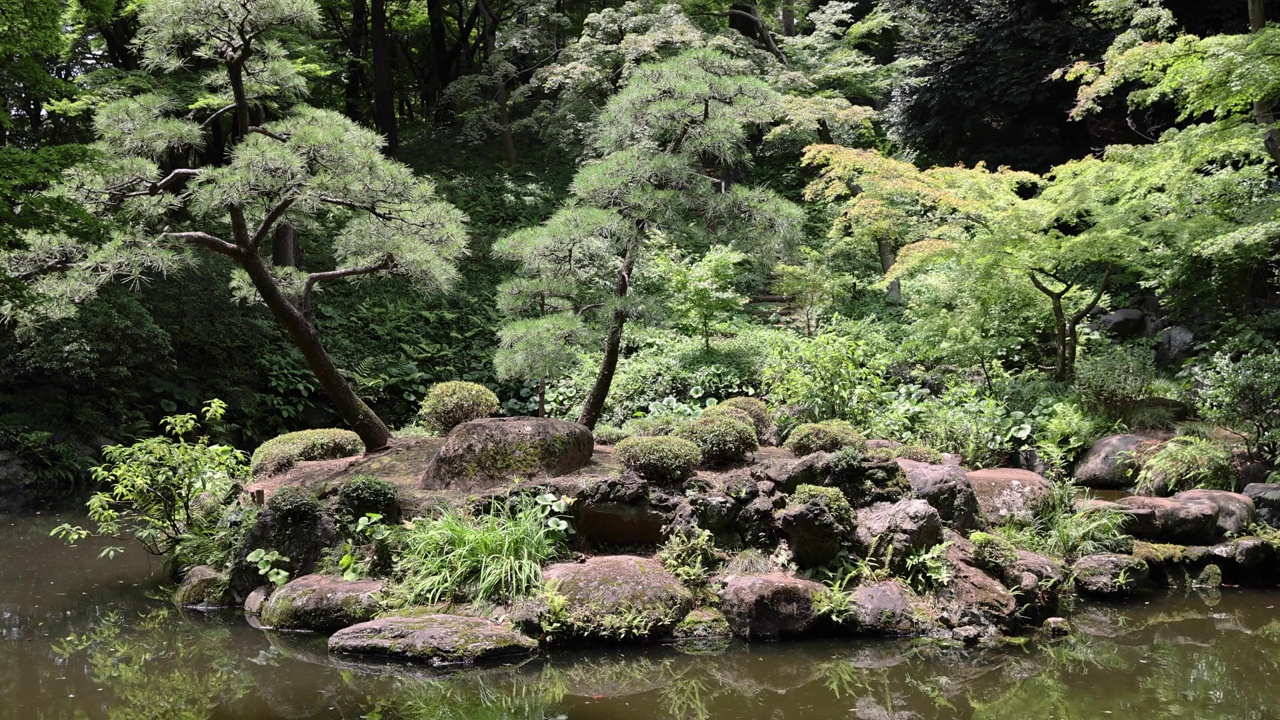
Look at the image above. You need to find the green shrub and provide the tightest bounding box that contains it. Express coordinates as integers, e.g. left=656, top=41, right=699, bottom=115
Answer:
left=720, top=396, right=773, bottom=439
left=1075, top=345, right=1156, bottom=421
left=250, top=429, right=363, bottom=476
left=784, top=420, right=866, bottom=457
left=701, top=404, right=757, bottom=433
left=1134, top=436, right=1238, bottom=496
left=622, top=413, right=696, bottom=438
left=383, top=497, right=565, bottom=606
left=592, top=425, right=630, bottom=445
left=824, top=445, right=867, bottom=474
left=267, top=485, right=322, bottom=523
left=893, top=445, right=944, bottom=464
left=658, top=527, right=721, bottom=586
left=614, top=436, right=703, bottom=484
left=1196, top=351, right=1280, bottom=462
left=418, top=381, right=500, bottom=433
left=337, top=475, right=402, bottom=524
left=969, top=531, right=1018, bottom=571
left=677, top=415, right=758, bottom=466
left=790, top=484, right=855, bottom=531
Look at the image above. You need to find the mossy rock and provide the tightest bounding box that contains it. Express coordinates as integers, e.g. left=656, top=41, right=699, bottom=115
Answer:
left=173, top=565, right=233, bottom=609
left=674, top=608, right=731, bottom=639
left=1072, top=554, right=1149, bottom=599
left=251, top=429, right=364, bottom=477
left=424, top=417, right=594, bottom=492
left=328, top=614, right=537, bottom=666
left=541, top=555, right=693, bottom=641
left=260, top=574, right=382, bottom=632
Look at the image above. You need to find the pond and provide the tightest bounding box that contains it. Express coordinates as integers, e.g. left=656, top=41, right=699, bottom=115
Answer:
left=3, top=512, right=1278, bottom=720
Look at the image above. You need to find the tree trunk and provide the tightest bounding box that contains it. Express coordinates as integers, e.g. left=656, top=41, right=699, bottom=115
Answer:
left=577, top=248, right=636, bottom=430
left=239, top=252, right=392, bottom=451
left=272, top=222, right=301, bottom=268
left=427, top=0, right=452, bottom=88
left=371, top=0, right=397, bottom=154
left=781, top=0, right=795, bottom=36
left=1249, top=0, right=1280, bottom=162
left=345, top=0, right=368, bottom=122
left=876, top=237, right=901, bottom=302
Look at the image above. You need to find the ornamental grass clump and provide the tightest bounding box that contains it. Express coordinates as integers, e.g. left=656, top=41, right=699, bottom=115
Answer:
left=614, top=436, right=702, bottom=484
left=250, top=428, right=363, bottom=476
left=677, top=415, right=758, bottom=466
left=418, top=381, right=500, bottom=433
left=784, top=420, right=866, bottom=457
left=1134, top=436, right=1238, bottom=496
left=384, top=497, right=564, bottom=607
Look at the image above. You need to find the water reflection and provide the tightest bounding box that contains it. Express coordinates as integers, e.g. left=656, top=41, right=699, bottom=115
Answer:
left=3, top=513, right=1279, bottom=720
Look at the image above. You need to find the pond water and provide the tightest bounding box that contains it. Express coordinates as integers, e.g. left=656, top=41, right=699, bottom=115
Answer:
left=4, top=512, right=1280, bottom=720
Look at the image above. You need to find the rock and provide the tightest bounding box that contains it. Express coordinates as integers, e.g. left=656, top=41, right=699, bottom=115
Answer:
left=718, top=573, right=828, bottom=641
left=1173, top=490, right=1256, bottom=537
left=1156, top=325, right=1195, bottom=365
left=1099, top=308, right=1145, bottom=337
left=1072, top=554, right=1149, bottom=598
left=777, top=495, right=854, bottom=569
left=1042, top=617, right=1071, bottom=636
left=1116, top=495, right=1221, bottom=545
left=827, top=459, right=912, bottom=507
left=575, top=473, right=672, bottom=547
left=736, top=493, right=782, bottom=548
left=260, top=575, right=382, bottom=632
left=424, top=417, right=594, bottom=492
left=230, top=505, right=340, bottom=600
left=896, top=459, right=981, bottom=530
left=244, top=586, right=271, bottom=615
left=173, top=566, right=234, bottom=609
left=1243, top=483, right=1280, bottom=527
left=328, top=615, right=537, bottom=666
left=1008, top=550, right=1066, bottom=620
left=966, top=469, right=1052, bottom=527
left=935, top=532, right=1018, bottom=630
left=673, top=608, right=731, bottom=639
left=853, top=499, right=943, bottom=573
left=751, top=453, right=826, bottom=494
left=542, top=556, right=692, bottom=640
left=1072, top=434, right=1147, bottom=489
left=845, top=580, right=936, bottom=636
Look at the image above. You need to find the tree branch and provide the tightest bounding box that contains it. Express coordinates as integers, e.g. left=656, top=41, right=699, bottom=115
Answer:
left=117, top=169, right=202, bottom=198
left=248, top=126, right=290, bottom=142
left=1069, top=265, right=1113, bottom=325
left=301, top=257, right=394, bottom=317
left=164, top=230, right=239, bottom=255
left=248, top=196, right=298, bottom=250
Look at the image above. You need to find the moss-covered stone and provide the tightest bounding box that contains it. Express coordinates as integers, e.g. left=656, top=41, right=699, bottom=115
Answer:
left=260, top=574, right=382, bottom=632
left=424, top=417, right=593, bottom=492
left=540, top=555, right=693, bottom=641
left=328, top=614, right=536, bottom=665
left=673, top=608, right=731, bottom=639
left=173, top=565, right=233, bottom=609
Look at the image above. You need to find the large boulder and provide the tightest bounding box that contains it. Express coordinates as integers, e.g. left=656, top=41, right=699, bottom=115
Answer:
left=896, top=459, right=981, bottom=530
left=1098, top=308, right=1145, bottom=338
left=1116, top=495, right=1221, bottom=545
left=853, top=499, right=943, bottom=573
left=966, top=469, right=1052, bottom=527
left=1173, top=490, right=1257, bottom=537
left=328, top=615, right=537, bottom=666
left=751, top=453, right=827, bottom=494
left=1072, top=554, right=1149, bottom=598
left=1157, top=325, right=1195, bottom=365
left=1243, top=483, right=1280, bottom=527
left=260, top=575, right=382, bottom=633
left=574, top=473, right=674, bottom=547
left=1073, top=434, right=1147, bottom=489
left=936, top=538, right=1018, bottom=630
left=718, top=573, right=828, bottom=641
left=542, top=556, right=692, bottom=640
left=229, top=505, right=341, bottom=601
left=424, top=417, right=593, bottom=492
left=844, top=580, right=937, bottom=636
left=173, top=565, right=234, bottom=609
left=826, top=458, right=912, bottom=507
left=777, top=490, right=855, bottom=569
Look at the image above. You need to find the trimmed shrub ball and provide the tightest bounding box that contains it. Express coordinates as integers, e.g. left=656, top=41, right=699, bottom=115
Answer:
left=593, top=425, right=631, bottom=446
left=677, top=416, right=758, bottom=467
left=700, top=404, right=757, bottom=433
left=251, top=429, right=363, bottom=477
left=419, top=381, right=500, bottom=433
left=337, top=475, right=402, bottom=524
left=720, top=397, right=773, bottom=439
left=614, top=436, right=703, bottom=485
left=784, top=420, right=866, bottom=457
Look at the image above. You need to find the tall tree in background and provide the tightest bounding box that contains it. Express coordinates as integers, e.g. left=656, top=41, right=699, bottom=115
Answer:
left=1, top=0, right=468, bottom=452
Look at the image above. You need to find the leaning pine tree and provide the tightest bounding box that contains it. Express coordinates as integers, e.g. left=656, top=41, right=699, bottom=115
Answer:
left=494, top=49, right=803, bottom=428
left=2, top=0, right=467, bottom=452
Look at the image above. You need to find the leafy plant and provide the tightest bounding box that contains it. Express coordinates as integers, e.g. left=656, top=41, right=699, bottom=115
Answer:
left=1196, top=351, right=1280, bottom=462
left=1075, top=345, right=1156, bottom=422
left=247, top=548, right=292, bottom=587
left=658, top=527, right=721, bottom=587
left=903, top=541, right=953, bottom=593
left=384, top=496, right=566, bottom=606
left=338, top=513, right=393, bottom=581
left=51, top=399, right=246, bottom=559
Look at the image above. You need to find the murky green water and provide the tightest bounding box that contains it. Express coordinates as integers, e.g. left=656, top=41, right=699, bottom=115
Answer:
left=4, top=512, right=1280, bottom=719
